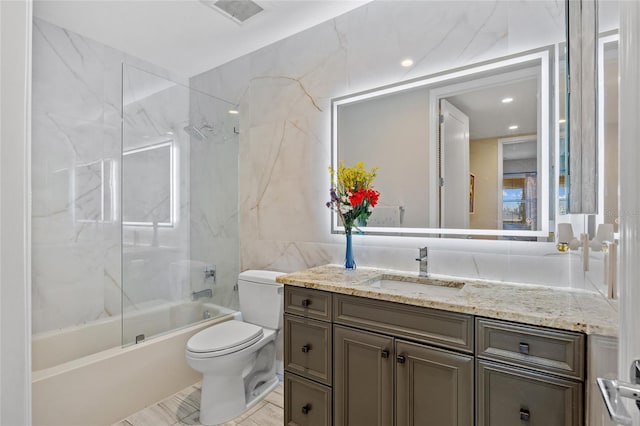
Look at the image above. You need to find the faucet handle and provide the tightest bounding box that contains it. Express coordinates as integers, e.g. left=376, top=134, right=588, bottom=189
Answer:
left=417, top=246, right=428, bottom=259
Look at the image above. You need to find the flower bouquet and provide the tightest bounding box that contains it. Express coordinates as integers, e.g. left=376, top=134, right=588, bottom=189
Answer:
left=327, top=161, right=380, bottom=269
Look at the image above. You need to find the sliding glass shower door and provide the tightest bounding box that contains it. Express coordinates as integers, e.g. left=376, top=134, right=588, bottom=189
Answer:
left=121, top=64, right=240, bottom=346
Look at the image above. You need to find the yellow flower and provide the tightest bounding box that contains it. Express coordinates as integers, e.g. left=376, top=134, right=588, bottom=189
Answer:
left=330, top=161, right=378, bottom=193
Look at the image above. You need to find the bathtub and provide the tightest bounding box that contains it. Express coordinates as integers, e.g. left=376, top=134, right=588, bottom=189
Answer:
left=32, top=301, right=237, bottom=426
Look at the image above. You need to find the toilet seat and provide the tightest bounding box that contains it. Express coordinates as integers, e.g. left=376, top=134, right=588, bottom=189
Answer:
left=187, top=320, right=264, bottom=358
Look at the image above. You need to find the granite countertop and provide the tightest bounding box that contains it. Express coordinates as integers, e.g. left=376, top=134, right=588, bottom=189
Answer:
left=276, top=264, right=619, bottom=337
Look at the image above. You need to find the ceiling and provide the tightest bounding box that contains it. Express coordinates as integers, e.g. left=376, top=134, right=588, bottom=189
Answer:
left=445, top=77, right=539, bottom=141
left=34, top=0, right=371, bottom=78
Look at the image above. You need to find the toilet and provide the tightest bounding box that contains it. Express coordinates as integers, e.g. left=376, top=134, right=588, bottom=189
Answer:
left=185, top=270, right=284, bottom=425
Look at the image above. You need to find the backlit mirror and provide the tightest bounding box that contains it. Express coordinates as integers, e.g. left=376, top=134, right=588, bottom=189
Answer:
left=333, top=48, right=553, bottom=238
left=122, top=140, right=175, bottom=226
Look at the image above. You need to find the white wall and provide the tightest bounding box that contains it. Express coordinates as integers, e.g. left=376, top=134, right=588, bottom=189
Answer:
left=0, top=0, right=32, bottom=423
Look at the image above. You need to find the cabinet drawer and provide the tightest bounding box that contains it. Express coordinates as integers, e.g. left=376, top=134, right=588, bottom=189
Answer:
left=284, top=314, right=332, bottom=385
left=285, top=373, right=332, bottom=426
left=333, top=294, right=473, bottom=353
left=477, top=360, right=583, bottom=426
left=476, top=318, right=585, bottom=380
left=285, top=287, right=332, bottom=321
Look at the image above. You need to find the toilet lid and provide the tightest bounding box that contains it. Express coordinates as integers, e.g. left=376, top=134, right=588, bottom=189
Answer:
left=187, top=320, right=264, bottom=354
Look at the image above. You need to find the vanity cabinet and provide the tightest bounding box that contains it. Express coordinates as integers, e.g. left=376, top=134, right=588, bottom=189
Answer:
left=283, top=286, right=587, bottom=426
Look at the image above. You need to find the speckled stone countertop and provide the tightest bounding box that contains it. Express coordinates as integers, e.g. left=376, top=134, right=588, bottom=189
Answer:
left=276, top=264, right=619, bottom=337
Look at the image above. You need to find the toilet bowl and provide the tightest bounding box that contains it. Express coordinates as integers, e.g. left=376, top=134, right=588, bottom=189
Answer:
left=185, top=270, right=284, bottom=425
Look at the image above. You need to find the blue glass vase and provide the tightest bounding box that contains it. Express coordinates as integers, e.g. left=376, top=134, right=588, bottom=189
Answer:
left=344, top=231, right=356, bottom=270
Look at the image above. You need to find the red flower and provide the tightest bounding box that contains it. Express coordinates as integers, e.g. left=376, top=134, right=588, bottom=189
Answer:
left=348, top=189, right=366, bottom=207
left=367, top=189, right=380, bottom=207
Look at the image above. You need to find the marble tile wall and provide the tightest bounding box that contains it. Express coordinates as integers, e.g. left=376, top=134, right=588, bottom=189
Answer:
left=32, top=18, right=237, bottom=335
left=191, top=0, right=612, bottom=298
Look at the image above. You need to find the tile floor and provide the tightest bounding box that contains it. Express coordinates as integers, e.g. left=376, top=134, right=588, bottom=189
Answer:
left=112, top=382, right=284, bottom=426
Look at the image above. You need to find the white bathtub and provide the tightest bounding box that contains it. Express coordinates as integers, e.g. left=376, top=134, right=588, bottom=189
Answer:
left=32, top=301, right=237, bottom=426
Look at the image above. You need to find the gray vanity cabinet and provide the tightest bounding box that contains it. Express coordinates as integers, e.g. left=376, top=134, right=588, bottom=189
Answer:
left=333, top=325, right=394, bottom=426
left=283, top=286, right=587, bottom=426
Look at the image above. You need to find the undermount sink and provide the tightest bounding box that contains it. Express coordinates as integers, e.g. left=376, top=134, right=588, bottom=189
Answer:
left=368, top=274, right=465, bottom=296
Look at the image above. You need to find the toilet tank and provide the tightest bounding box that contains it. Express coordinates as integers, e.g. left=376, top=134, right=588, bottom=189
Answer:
left=238, top=270, right=285, bottom=329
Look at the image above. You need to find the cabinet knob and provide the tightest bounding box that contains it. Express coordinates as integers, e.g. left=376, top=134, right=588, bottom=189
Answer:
left=519, top=342, right=530, bottom=355
left=301, top=344, right=311, bottom=353
left=519, top=408, right=530, bottom=421
left=301, top=404, right=312, bottom=415
left=381, top=350, right=390, bottom=359
left=301, top=299, right=312, bottom=307
left=396, top=354, right=406, bottom=364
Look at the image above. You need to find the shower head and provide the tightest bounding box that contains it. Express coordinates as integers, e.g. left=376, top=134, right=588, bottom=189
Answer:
left=183, top=124, right=208, bottom=141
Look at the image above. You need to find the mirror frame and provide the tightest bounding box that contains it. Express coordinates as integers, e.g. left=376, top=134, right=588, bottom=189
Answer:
left=331, top=47, right=554, bottom=237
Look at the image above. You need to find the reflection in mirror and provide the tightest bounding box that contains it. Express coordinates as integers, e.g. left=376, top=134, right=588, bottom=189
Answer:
left=598, top=33, right=619, bottom=233
left=334, top=49, right=551, bottom=238
left=122, top=141, right=175, bottom=226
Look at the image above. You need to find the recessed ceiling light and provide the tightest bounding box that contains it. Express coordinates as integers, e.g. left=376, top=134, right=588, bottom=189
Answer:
left=559, top=119, right=566, bottom=124
left=228, top=109, right=239, bottom=115
left=166, top=131, right=174, bottom=135
left=502, top=97, right=514, bottom=103
left=401, top=58, right=414, bottom=67
left=509, top=125, right=519, bottom=130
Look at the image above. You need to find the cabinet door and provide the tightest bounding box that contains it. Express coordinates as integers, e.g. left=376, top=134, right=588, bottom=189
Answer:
left=477, top=360, right=583, bottom=426
left=396, top=340, right=474, bottom=426
left=334, top=325, right=394, bottom=426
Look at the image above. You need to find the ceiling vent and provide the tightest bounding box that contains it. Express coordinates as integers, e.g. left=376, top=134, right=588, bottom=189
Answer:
left=203, top=0, right=264, bottom=24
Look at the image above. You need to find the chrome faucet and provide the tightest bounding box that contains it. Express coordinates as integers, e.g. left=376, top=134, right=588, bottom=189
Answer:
left=192, top=288, right=213, bottom=300
left=415, top=247, right=428, bottom=277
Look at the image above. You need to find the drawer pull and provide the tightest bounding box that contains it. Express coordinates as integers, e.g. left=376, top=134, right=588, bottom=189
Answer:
left=519, top=408, right=530, bottom=421
left=397, top=354, right=406, bottom=364
left=301, top=404, right=312, bottom=415
left=301, top=344, right=311, bottom=353
left=381, top=350, right=390, bottom=359
left=301, top=299, right=312, bottom=307
left=519, top=342, right=530, bottom=355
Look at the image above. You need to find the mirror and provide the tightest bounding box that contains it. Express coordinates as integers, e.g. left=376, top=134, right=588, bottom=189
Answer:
left=122, top=140, right=175, bottom=226
left=597, top=32, right=619, bottom=232
left=333, top=48, right=552, bottom=238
